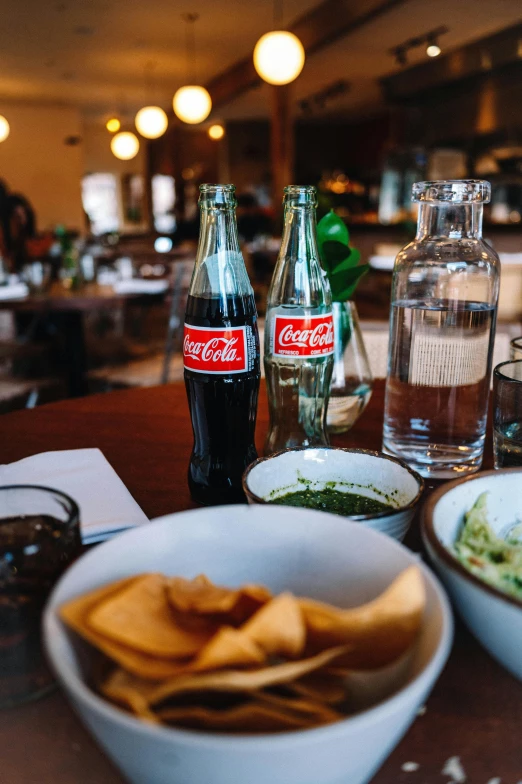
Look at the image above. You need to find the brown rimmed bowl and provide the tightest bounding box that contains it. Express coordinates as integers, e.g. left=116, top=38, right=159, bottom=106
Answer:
left=243, top=447, right=424, bottom=541
left=422, top=468, right=522, bottom=681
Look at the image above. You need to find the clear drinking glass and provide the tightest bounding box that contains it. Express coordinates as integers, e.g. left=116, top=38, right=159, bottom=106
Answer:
left=327, top=301, right=373, bottom=434
left=0, top=486, right=81, bottom=708
left=493, top=360, right=522, bottom=468
left=510, top=337, right=522, bottom=361
left=383, top=180, right=500, bottom=478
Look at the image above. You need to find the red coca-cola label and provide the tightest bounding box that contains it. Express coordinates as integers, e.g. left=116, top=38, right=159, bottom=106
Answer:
left=272, top=313, right=334, bottom=357
left=183, top=324, right=251, bottom=374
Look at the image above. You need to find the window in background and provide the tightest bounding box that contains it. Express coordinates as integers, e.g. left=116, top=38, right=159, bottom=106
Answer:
left=81, top=173, right=119, bottom=235
left=122, top=174, right=146, bottom=226
left=152, top=175, right=176, bottom=233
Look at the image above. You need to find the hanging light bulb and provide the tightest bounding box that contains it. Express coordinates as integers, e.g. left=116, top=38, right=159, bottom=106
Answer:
left=253, top=30, right=305, bottom=85
left=173, top=86, right=212, bottom=124
left=111, top=131, right=140, bottom=160
left=0, top=115, right=10, bottom=142
left=173, top=13, right=212, bottom=125
left=208, top=123, right=225, bottom=140
left=426, top=42, right=441, bottom=57
left=135, top=106, right=168, bottom=139
left=106, top=117, right=121, bottom=133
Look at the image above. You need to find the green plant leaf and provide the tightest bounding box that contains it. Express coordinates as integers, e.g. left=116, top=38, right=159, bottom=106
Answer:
left=317, top=210, right=349, bottom=249
left=329, top=264, right=369, bottom=302
left=322, top=240, right=352, bottom=265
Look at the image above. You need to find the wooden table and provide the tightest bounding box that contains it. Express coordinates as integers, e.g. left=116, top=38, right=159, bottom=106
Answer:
left=0, top=283, right=166, bottom=397
left=0, top=380, right=521, bottom=784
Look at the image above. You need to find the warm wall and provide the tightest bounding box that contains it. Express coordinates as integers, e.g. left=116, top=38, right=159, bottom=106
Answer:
left=0, top=103, right=84, bottom=232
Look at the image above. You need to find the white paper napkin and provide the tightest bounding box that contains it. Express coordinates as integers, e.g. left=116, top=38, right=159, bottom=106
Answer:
left=0, top=448, right=149, bottom=544
left=0, top=282, right=29, bottom=300
left=113, top=279, right=168, bottom=295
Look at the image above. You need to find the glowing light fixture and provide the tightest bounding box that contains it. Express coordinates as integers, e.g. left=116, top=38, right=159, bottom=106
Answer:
left=106, top=117, right=121, bottom=133
left=135, top=106, right=168, bottom=139
left=111, top=131, right=140, bottom=160
left=208, top=123, right=225, bottom=140
left=426, top=43, right=441, bottom=57
left=173, top=85, right=212, bottom=124
left=0, top=115, right=10, bottom=142
left=173, top=13, right=212, bottom=125
left=253, top=30, right=305, bottom=85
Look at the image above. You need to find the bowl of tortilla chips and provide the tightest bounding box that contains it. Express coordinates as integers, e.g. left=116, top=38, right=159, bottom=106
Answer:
left=44, top=504, right=452, bottom=784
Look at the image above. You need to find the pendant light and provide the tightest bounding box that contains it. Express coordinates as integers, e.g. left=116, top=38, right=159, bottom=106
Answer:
left=106, top=117, right=121, bottom=133
left=135, top=63, right=168, bottom=139
left=253, top=0, right=305, bottom=85
left=111, top=131, right=140, bottom=160
left=0, top=115, right=10, bottom=142
left=173, top=13, right=212, bottom=125
left=208, top=123, right=225, bottom=140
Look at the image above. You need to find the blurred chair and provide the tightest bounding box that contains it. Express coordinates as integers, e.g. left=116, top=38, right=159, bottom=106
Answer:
left=89, top=260, right=194, bottom=390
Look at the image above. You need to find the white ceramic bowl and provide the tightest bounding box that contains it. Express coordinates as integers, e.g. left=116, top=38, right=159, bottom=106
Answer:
left=422, top=468, right=522, bottom=681
left=243, top=448, right=424, bottom=541
left=44, top=505, right=451, bottom=784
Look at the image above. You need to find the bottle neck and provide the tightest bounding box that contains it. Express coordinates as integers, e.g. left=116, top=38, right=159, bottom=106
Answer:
left=280, top=204, right=320, bottom=262
left=196, top=206, right=241, bottom=260
left=416, top=202, right=483, bottom=240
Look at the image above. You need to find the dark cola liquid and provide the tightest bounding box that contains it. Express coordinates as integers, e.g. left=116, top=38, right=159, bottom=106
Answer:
left=0, top=514, right=81, bottom=707
left=184, top=294, right=260, bottom=505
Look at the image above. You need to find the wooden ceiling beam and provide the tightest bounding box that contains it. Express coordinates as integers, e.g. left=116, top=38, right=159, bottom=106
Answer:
left=206, top=0, right=409, bottom=109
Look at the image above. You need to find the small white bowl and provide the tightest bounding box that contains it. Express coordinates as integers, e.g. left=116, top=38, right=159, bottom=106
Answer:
left=422, top=468, right=522, bottom=681
left=243, top=448, right=424, bottom=541
left=44, top=505, right=451, bottom=784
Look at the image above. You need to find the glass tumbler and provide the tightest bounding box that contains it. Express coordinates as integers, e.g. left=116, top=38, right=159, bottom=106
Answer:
left=0, top=485, right=81, bottom=708
left=493, top=360, right=522, bottom=468
left=510, top=337, right=522, bottom=361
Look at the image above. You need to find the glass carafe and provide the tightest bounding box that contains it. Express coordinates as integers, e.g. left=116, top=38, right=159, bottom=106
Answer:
left=383, top=180, right=500, bottom=478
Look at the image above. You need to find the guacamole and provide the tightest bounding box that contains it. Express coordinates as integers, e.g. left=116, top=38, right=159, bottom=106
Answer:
left=269, top=488, right=393, bottom=516
left=453, top=493, right=522, bottom=601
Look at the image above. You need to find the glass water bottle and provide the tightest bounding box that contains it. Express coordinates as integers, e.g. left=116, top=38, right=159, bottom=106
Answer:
left=383, top=180, right=500, bottom=478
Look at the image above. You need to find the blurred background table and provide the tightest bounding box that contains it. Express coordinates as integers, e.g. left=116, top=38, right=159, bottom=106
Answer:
left=0, top=282, right=168, bottom=398
left=0, top=380, right=520, bottom=784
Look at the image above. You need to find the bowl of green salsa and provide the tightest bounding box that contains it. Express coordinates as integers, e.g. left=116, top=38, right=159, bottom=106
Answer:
left=243, top=447, right=424, bottom=541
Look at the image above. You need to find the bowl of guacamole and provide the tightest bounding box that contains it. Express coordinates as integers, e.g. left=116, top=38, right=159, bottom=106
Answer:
left=422, top=469, right=522, bottom=681
left=242, top=447, right=424, bottom=541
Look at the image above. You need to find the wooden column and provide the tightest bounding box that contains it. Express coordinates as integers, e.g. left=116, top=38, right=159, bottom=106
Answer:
left=271, top=85, right=294, bottom=221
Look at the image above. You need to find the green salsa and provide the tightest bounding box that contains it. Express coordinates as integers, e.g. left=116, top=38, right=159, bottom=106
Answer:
left=269, top=487, right=393, bottom=516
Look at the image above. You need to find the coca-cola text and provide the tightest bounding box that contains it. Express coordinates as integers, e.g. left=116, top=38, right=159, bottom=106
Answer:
left=272, top=314, right=334, bottom=357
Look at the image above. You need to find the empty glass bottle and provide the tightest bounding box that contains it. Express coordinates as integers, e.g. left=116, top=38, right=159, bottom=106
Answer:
left=264, top=186, right=334, bottom=454
left=383, top=180, right=500, bottom=478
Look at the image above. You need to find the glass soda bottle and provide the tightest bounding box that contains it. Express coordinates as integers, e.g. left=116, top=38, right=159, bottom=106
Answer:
left=383, top=179, right=500, bottom=478
left=183, top=184, right=260, bottom=504
left=264, top=185, right=334, bottom=454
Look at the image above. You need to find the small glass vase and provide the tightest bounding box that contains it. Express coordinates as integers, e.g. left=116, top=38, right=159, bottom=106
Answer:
left=327, top=300, right=373, bottom=434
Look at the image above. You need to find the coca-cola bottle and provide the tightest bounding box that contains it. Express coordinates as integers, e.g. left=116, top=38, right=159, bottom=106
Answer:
left=264, top=185, right=334, bottom=454
left=183, top=184, right=260, bottom=505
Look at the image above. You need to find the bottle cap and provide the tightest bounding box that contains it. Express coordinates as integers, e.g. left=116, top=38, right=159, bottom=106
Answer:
left=412, top=180, right=491, bottom=204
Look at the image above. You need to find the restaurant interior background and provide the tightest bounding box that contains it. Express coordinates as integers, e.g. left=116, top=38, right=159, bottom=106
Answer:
left=2, top=0, right=522, bottom=409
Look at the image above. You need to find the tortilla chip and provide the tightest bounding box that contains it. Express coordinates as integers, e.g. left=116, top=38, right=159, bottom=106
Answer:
left=87, top=574, right=213, bottom=658
left=286, top=671, right=348, bottom=706
left=167, top=575, right=271, bottom=625
left=191, top=627, right=266, bottom=672
left=299, top=566, right=426, bottom=669
left=241, top=593, right=306, bottom=658
left=59, top=577, right=194, bottom=680
left=101, top=667, right=161, bottom=717
left=157, top=702, right=317, bottom=732
left=254, top=690, right=343, bottom=723
left=148, top=644, right=351, bottom=706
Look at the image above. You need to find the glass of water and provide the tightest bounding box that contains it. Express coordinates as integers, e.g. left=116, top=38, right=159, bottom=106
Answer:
left=510, top=337, right=522, bottom=360
left=493, top=360, right=522, bottom=468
